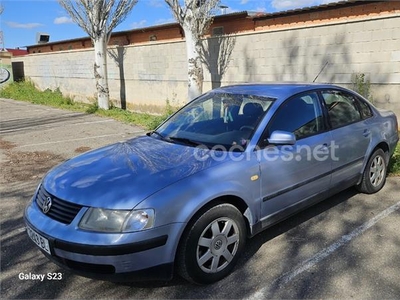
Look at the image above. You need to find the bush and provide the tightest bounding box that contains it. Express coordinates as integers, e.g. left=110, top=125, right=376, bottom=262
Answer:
left=352, top=73, right=372, bottom=102
left=388, top=142, right=400, bottom=175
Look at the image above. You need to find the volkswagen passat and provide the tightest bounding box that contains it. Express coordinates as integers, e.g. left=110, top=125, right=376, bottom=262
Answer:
left=24, top=83, right=398, bottom=284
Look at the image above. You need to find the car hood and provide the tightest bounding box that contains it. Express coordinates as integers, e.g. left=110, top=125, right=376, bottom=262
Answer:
left=42, top=136, right=217, bottom=209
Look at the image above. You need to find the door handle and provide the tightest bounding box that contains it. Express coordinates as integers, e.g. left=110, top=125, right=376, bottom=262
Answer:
left=363, top=129, right=371, bottom=137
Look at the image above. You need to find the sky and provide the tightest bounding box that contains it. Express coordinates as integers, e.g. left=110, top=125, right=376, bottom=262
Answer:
left=0, top=0, right=334, bottom=49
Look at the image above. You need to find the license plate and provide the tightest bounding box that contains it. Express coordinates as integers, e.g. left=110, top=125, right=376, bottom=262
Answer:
left=26, top=226, right=51, bottom=255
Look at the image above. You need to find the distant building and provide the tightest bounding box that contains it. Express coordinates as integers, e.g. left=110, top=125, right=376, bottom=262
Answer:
left=26, top=11, right=255, bottom=54
left=24, top=0, right=399, bottom=54
left=6, top=48, right=28, bottom=57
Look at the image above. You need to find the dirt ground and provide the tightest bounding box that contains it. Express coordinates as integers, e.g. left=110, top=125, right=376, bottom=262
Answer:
left=0, top=138, right=95, bottom=184
left=0, top=138, right=64, bottom=184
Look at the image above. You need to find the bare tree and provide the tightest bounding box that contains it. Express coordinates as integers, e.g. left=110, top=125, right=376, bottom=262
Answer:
left=58, top=0, right=137, bottom=109
left=165, top=0, right=220, bottom=101
left=0, top=4, right=4, bottom=15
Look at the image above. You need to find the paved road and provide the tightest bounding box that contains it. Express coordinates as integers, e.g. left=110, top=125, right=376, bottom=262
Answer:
left=1, top=98, right=399, bottom=299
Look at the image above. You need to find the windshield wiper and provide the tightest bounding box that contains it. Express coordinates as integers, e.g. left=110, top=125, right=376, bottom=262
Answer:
left=149, top=130, right=168, bottom=141
left=168, top=136, right=202, bottom=147
left=150, top=132, right=205, bottom=147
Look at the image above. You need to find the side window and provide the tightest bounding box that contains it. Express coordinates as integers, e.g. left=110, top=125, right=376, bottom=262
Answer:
left=322, top=90, right=362, bottom=129
left=355, top=97, right=373, bottom=119
left=267, top=92, right=324, bottom=140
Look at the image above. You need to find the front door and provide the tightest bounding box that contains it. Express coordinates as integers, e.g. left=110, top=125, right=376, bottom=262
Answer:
left=257, top=92, right=333, bottom=227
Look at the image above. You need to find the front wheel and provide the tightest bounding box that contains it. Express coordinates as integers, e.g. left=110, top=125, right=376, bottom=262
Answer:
left=357, top=148, right=387, bottom=194
left=177, top=204, right=246, bottom=284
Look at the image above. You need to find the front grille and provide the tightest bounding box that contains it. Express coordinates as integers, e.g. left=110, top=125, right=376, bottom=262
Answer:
left=36, top=185, right=83, bottom=224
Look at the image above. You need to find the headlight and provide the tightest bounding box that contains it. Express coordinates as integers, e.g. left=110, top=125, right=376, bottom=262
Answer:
left=79, top=208, right=155, bottom=233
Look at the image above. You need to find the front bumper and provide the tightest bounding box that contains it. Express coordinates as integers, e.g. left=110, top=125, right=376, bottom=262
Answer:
left=43, top=249, right=174, bottom=282
left=24, top=198, right=184, bottom=282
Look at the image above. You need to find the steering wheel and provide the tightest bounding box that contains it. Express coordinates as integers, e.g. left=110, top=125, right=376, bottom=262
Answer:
left=240, top=125, right=254, bottom=131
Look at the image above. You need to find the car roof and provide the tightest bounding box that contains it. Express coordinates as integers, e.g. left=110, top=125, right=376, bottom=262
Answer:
left=212, top=82, right=342, bottom=100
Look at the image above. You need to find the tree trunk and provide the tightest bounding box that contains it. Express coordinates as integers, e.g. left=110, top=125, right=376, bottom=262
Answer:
left=183, top=27, right=203, bottom=101
left=94, top=36, right=110, bottom=109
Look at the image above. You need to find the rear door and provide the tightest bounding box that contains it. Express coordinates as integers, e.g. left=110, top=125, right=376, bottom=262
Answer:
left=320, top=89, right=371, bottom=186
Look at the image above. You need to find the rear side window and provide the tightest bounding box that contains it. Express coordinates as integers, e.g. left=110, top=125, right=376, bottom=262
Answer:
left=355, top=98, right=373, bottom=119
left=322, top=91, right=362, bottom=129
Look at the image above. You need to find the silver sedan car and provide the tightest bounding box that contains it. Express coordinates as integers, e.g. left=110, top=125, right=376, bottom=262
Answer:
left=24, top=83, right=398, bottom=284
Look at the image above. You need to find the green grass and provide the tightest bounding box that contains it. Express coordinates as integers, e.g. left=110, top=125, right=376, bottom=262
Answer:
left=0, top=81, right=171, bottom=130
left=388, top=142, right=400, bottom=176
left=0, top=81, right=78, bottom=108
left=95, top=106, right=169, bottom=130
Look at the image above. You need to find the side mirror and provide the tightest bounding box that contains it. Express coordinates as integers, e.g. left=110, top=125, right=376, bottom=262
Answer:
left=267, top=130, right=296, bottom=145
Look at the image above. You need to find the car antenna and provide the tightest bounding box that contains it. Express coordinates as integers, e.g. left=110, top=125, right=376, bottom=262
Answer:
left=313, top=61, right=329, bottom=82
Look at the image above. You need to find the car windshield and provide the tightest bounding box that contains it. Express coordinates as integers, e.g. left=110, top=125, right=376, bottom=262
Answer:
left=154, top=92, right=275, bottom=151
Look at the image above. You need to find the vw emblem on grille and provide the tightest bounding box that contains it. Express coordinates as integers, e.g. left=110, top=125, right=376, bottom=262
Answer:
left=42, top=197, right=52, bottom=214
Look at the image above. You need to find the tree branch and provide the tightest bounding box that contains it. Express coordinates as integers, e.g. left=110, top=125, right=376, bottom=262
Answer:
left=58, top=0, right=137, bottom=41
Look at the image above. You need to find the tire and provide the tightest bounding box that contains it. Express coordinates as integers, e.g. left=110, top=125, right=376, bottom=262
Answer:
left=177, top=204, right=246, bottom=284
left=357, top=148, right=387, bottom=194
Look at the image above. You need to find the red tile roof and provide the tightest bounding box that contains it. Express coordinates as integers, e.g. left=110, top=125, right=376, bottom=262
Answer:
left=6, top=48, right=28, bottom=56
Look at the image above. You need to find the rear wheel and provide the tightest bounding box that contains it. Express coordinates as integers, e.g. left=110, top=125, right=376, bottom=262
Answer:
left=177, top=204, right=246, bottom=284
left=357, top=148, right=387, bottom=194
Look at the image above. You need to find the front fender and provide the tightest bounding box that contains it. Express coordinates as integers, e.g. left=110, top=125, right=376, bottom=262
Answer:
left=136, top=157, right=262, bottom=235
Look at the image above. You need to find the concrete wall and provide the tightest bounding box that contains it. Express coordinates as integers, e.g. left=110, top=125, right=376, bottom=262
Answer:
left=12, top=14, right=400, bottom=117
left=219, top=15, right=400, bottom=117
